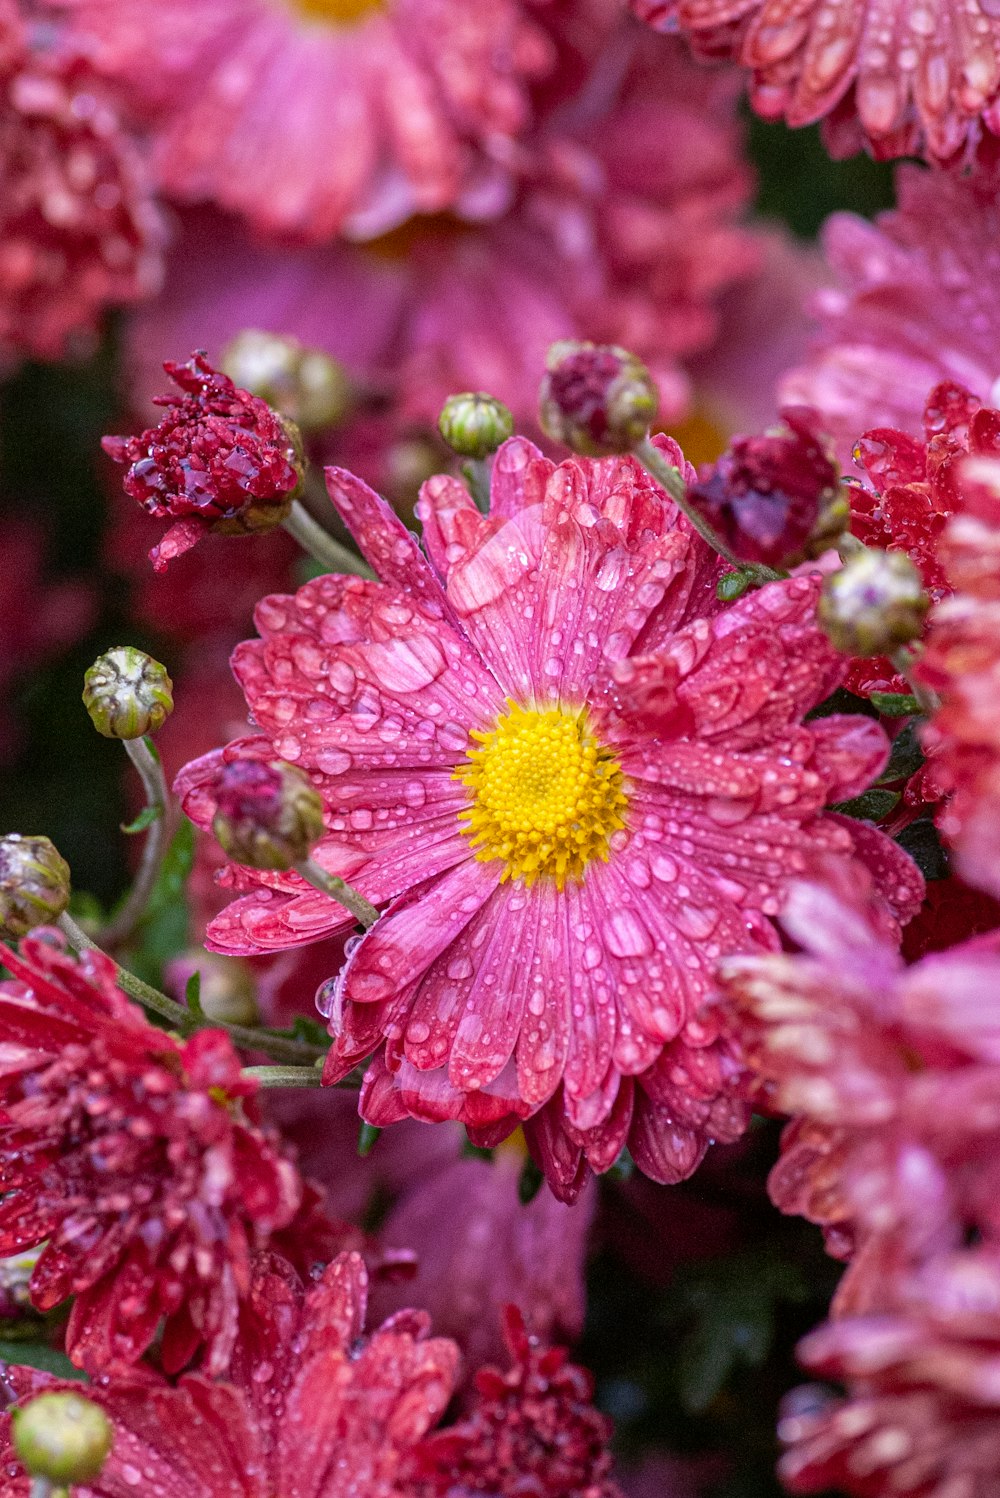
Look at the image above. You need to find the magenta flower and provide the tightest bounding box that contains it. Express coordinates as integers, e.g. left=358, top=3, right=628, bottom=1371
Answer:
left=177, top=437, right=920, bottom=1200
left=717, top=863, right=1000, bottom=1302
left=631, top=0, right=1000, bottom=163
left=56, top=0, right=552, bottom=242
left=0, top=0, right=163, bottom=361
left=782, top=167, right=1000, bottom=463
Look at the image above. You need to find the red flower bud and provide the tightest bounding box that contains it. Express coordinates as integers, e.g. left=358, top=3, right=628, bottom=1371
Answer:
left=211, top=758, right=325, bottom=871
left=539, top=340, right=658, bottom=456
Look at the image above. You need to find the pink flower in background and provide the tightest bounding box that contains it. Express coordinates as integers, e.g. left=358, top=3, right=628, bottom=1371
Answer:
left=782, top=168, right=1000, bottom=465
left=54, top=0, right=552, bottom=241
left=631, top=0, right=1000, bottom=163
left=0, top=0, right=163, bottom=360
left=178, top=437, right=919, bottom=1199
left=373, top=1148, right=594, bottom=1380
left=717, top=865, right=1000, bottom=1297
left=779, top=1249, right=1000, bottom=1498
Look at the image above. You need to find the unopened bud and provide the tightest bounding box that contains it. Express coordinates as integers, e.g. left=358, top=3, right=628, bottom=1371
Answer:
left=212, top=759, right=325, bottom=871
left=438, top=392, right=514, bottom=460
left=166, top=950, right=260, bottom=1028
left=0, top=834, right=70, bottom=938
left=12, top=1392, right=113, bottom=1484
left=819, top=548, right=929, bottom=656
left=538, top=340, right=658, bottom=456
left=83, top=647, right=174, bottom=740
left=222, top=330, right=350, bottom=434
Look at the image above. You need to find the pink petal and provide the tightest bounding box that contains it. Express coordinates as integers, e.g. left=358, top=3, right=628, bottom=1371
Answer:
left=808, top=714, right=891, bottom=800
left=324, top=465, right=452, bottom=621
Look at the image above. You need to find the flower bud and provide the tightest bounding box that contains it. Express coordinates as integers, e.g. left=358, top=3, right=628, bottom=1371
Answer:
left=83, top=646, right=174, bottom=739
left=222, top=329, right=350, bottom=434
left=538, top=341, right=658, bottom=456
left=438, top=392, right=514, bottom=460
left=211, top=759, right=325, bottom=871
left=687, top=408, right=848, bottom=568
left=0, top=834, right=70, bottom=938
left=819, top=548, right=929, bottom=657
left=12, top=1392, right=113, bottom=1484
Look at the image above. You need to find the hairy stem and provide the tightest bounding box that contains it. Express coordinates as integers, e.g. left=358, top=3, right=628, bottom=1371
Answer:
left=296, top=857, right=379, bottom=929
left=57, top=913, right=327, bottom=1065
left=283, top=499, right=374, bottom=578
left=99, top=737, right=174, bottom=949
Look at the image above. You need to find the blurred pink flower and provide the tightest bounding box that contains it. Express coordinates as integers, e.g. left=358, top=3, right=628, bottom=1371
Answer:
left=631, top=0, right=1000, bottom=163
left=782, top=167, right=1000, bottom=464
left=55, top=0, right=552, bottom=241
left=177, top=437, right=918, bottom=1199
left=373, top=1149, right=594, bottom=1379
left=718, top=863, right=1000, bottom=1299
left=780, top=1249, right=1000, bottom=1498
left=0, top=0, right=163, bottom=360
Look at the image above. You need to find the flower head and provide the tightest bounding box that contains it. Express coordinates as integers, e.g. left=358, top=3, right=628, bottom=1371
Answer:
left=103, top=352, right=304, bottom=572
left=57, top=0, right=552, bottom=241
left=0, top=930, right=301, bottom=1375
left=0, top=4, right=164, bottom=360
left=687, top=407, right=846, bottom=569
left=178, top=436, right=921, bottom=1199
left=408, top=1305, right=620, bottom=1497
left=631, top=0, right=1000, bottom=163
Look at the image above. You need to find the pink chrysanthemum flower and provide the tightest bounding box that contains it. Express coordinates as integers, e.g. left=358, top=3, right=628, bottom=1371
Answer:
left=0, top=930, right=301, bottom=1376
left=919, top=454, right=1000, bottom=902
left=0, top=1250, right=460, bottom=1498
left=845, top=380, right=1000, bottom=698
left=631, top=0, right=1000, bottom=163
left=0, top=0, right=163, bottom=360
left=408, top=1305, right=620, bottom=1498
left=717, top=864, right=1000, bottom=1302
left=177, top=437, right=921, bottom=1200
left=55, top=0, right=552, bottom=242
left=103, top=352, right=304, bottom=572
left=782, top=167, right=1000, bottom=464
left=779, top=1249, right=1000, bottom=1498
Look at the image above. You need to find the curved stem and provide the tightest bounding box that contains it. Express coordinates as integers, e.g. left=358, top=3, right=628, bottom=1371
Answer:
left=283, top=500, right=374, bottom=578
left=99, top=737, right=173, bottom=949
left=57, top=913, right=327, bottom=1065
left=296, top=857, right=379, bottom=930
left=635, top=436, right=743, bottom=569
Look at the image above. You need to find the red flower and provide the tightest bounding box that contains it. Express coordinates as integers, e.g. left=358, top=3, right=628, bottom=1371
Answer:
left=780, top=1249, right=1000, bottom=1498
left=687, top=406, right=843, bottom=569
left=0, top=1250, right=458, bottom=1497
left=102, top=352, right=304, bottom=572
left=408, top=1306, right=620, bottom=1498
left=0, top=931, right=301, bottom=1375
left=0, top=1, right=164, bottom=360
left=846, top=380, right=1000, bottom=697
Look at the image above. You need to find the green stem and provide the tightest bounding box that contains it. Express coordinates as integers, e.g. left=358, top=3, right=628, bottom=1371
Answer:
left=283, top=499, right=374, bottom=578
left=99, top=737, right=174, bottom=949
left=461, top=458, right=491, bottom=514
left=243, top=1064, right=324, bottom=1088
left=634, top=435, right=743, bottom=569
left=57, top=912, right=327, bottom=1065
left=889, top=645, right=940, bottom=717
left=296, top=857, right=379, bottom=930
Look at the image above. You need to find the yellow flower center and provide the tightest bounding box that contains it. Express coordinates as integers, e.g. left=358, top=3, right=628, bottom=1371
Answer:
left=456, top=703, right=628, bottom=890
left=290, top=0, right=383, bottom=26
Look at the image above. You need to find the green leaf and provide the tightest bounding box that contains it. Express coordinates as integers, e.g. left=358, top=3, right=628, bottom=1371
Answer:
left=128, top=819, right=194, bottom=985
left=185, top=970, right=204, bottom=1020
left=870, top=690, right=920, bottom=717
left=807, top=686, right=879, bottom=721
left=897, top=818, right=949, bottom=880
left=717, top=570, right=752, bottom=602
left=832, top=788, right=900, bottom=821
left=357, top=1123, right=381, bottom=1158
left=461, top=1138, right=494, bottom=1162
left=0, top=1340, right=87, bottom=1381
left=878, top=721, right=925, bottom=785
left=120, top=804, right=162, bottom=835
left=518, top=1156, right=544, bottom=1204
left=608, top=1148, right=635, bottom=1182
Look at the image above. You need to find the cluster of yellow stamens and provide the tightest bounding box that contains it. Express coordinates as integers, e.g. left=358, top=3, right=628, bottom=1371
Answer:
left=455, top=702, right=628, bottom=889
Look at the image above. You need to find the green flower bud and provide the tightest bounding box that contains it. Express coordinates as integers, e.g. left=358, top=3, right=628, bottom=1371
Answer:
left=819, top=548, right=929, bottom=657
left=221, top=330, right=350, bottom=434
left=0, top=834, right=71, bottom=938
left=211, top=759, right=326, bottom=871
left=438, top=392, right=514, bottom=460
left=12, top=1393, right=113, bottom=1485
left=83, top=648, right=174, bottom=740
left=538, top=341, right=658, bottom=456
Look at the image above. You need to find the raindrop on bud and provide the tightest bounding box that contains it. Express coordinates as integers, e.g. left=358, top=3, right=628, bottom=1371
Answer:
left=83, top=646, right=174, bottom=740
